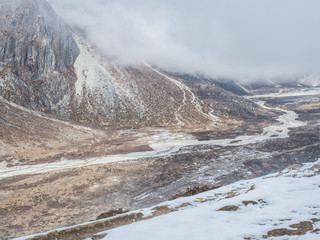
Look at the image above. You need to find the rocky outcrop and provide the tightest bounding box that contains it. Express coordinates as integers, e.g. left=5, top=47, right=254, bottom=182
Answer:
left=0, top=0, right=79, bottom=116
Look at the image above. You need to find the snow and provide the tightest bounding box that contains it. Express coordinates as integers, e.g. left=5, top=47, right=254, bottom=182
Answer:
left=73, top=35, right=117, bottom=104
left=13, top=160, right=320, bottom=240
left=299, top=75, right=320, bottom=87
left=245, top=88, right=320, bottom=99
left=0, top=76, right=4, bottom=87
left=50, top=94, right=71, bottom=115
left=103, top=159, right=320, bottom=240
left=73, top=35, right=147, bottom=116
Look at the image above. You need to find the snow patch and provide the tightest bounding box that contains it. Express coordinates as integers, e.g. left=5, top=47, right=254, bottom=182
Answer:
left=72, top=35, right=147, bottom=116
left=0, top=77, right=4, bottom=88
left=73, top=35, right=117, bottom=105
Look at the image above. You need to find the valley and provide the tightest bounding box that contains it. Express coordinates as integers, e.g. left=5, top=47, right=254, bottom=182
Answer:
left=1, top=86, right=319, bottom=239
left=0, top=0, right=319, bottom=239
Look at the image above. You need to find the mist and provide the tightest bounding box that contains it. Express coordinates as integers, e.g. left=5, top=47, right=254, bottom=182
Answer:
left=48, top=0, right=320, bottom=81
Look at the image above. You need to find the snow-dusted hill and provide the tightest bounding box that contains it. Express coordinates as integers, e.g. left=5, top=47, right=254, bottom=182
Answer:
left=102, top=160, right=320, bottom=240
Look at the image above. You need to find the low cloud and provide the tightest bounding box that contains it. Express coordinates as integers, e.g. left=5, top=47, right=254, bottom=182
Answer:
left=49, top=0, right=320, bottom=81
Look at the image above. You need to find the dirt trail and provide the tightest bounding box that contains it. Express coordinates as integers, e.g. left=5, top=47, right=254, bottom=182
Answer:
left=144, top=64, right=218, bottom=125
left=144, top=64, right=188, bottom=126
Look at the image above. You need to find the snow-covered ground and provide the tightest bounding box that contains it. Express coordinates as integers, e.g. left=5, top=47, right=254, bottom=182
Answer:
left=15, top=159, right=320, bottom=240
left=101, top=159, right=320, bottom=240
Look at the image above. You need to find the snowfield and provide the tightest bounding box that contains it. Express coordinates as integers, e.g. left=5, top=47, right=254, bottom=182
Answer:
left=101, top=159, right=320, bottom=240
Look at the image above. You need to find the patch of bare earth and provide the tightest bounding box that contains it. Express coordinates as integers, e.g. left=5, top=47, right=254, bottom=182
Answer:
left=262, top=220, right=318, bottom=238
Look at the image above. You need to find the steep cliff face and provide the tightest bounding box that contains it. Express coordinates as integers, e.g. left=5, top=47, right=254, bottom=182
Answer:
left=0, top=0, right=79, bottom=116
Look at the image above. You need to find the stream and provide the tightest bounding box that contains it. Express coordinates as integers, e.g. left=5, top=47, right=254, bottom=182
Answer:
left=0, top=98, right=306, bottom=180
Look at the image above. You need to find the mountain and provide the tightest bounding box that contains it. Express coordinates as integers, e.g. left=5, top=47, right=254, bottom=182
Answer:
left=1, top=1, right=320, bottom=239
left=0, top=0, right=269, bottom=129
left=0, top=0, right=275, bottom=171
left=0, top=0, right=79, bottom=115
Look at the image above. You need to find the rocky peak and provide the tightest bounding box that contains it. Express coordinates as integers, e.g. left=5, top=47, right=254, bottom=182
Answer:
left=0, top=0, right=79, bottom=114
left=0, top=0, right=78, bottom=74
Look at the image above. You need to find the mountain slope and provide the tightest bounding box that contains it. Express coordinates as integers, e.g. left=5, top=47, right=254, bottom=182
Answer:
left=0, top=0, right=270, bottom=129
left=70, top=36, right=216, bottom=127
left=104, top=160, right=320, bottom=240
left=15, top=159, right=320, bottom=240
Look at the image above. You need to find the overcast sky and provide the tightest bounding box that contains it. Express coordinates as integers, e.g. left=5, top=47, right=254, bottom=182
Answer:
left=49, top=0, right=320, bottom=81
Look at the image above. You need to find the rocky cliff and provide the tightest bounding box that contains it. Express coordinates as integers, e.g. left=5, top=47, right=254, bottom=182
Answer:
left=0, top=0, right=79, bottom=116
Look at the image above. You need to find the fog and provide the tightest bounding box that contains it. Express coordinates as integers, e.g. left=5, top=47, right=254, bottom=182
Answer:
left=49, top=0, right=320, bottom=81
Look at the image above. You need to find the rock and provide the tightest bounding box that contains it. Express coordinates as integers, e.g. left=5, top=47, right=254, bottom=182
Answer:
left=218, top=205, right=239, bottom=211
left=263, top=221, right=313, bottom=238
left=151, top=205, right=175, bottom=216
left=96, top=208, right=127, bottom=220
left=0, top=0, right=79, bottom=116
left=242, top=200, right=258, bottom=206
left=169, top=185, right=221, bottom=200
left=92, top=232, right=107, bottom=240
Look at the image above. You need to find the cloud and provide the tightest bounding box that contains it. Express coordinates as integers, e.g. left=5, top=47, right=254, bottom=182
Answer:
left=48, top=0, right=320, bottom=81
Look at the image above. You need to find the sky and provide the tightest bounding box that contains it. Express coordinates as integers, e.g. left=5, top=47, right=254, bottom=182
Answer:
left=48, top=0, right=320, bottom=81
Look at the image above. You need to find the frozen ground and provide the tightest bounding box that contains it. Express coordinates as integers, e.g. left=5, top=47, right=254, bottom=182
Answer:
left=101, top=159, right=320, bottom=240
